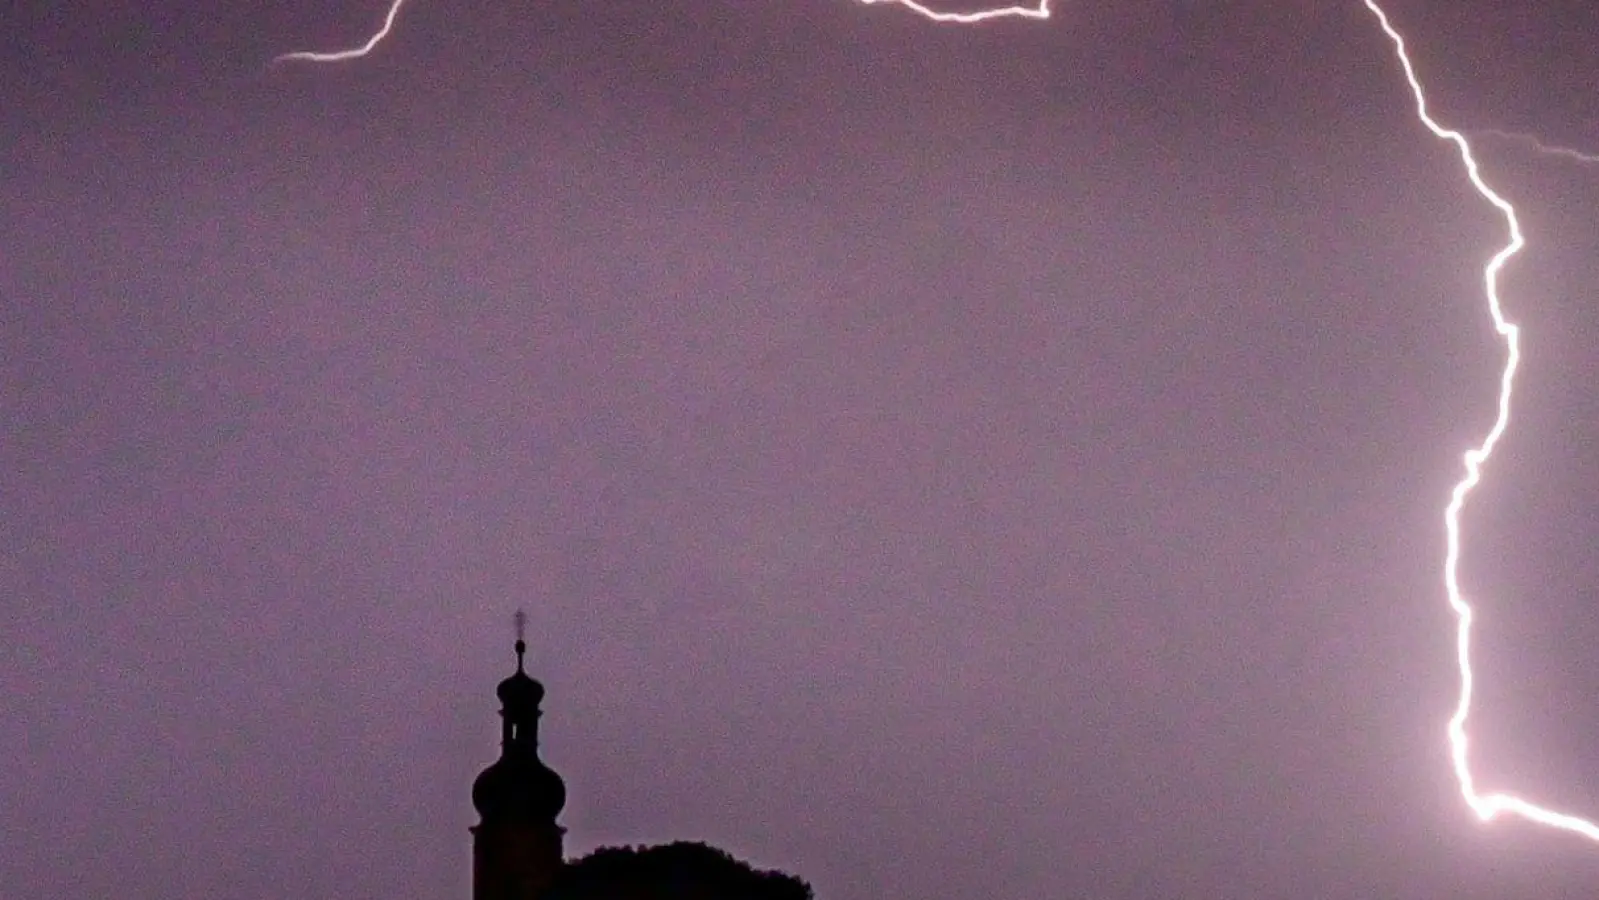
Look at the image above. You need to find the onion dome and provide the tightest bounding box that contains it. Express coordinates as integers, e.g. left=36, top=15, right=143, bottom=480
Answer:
left=496, top=639, right=545, bottom=711
left=472, top=752, right=567, bottom=824
left=474, top=633, right=566, bottom=826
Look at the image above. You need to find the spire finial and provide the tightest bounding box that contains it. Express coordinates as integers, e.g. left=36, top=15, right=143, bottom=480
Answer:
left=513, top=609, right=527, bottom=672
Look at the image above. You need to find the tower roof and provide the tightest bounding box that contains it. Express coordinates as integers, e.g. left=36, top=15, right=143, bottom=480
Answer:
left=474, top=622, right=565, bottom=826
left=472, top=751, right=567, bottom=824
left=496, top=638, right=545, bottom=710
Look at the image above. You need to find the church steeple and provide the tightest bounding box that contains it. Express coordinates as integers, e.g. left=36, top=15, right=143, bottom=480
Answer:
left=494, top=616, right=546, bottom=751
left=471, top=612, right=566, bottom=900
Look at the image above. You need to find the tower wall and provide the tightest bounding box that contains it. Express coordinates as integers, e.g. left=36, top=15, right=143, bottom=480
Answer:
left=472, top=821, right=565, bottom=900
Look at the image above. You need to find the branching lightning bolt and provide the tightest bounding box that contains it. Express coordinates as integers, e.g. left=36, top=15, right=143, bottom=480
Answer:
left=277, top=0, right=1599, bottom=845
left=1361, top=0, right=1599, bottom=842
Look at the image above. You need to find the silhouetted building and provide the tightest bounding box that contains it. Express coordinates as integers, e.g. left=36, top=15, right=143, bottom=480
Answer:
left=471, top=631, right=813, bottom=900
left=472, top=635, right=567, bottom=900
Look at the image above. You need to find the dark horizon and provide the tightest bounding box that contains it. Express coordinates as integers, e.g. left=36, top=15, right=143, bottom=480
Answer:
left=8, top=1, right=1599, bottom=898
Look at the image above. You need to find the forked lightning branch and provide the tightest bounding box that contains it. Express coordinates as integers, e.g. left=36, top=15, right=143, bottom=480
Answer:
left=274, top=0, right=1599, bottom=847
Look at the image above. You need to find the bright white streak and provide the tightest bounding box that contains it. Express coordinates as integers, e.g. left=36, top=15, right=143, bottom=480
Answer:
left=866, top=0, right=1599, bottom=844
left=1362, top=0, right=1599, bottom=841
left=1480, top=128, right=1599, bottom=165
left=269, top=0, right=1052, bottom=62
left=274, top=0, right=409, bottom=64
left=856, top=0, right=1051, bottom=22
left=276, top=0, right=1599, bottom=843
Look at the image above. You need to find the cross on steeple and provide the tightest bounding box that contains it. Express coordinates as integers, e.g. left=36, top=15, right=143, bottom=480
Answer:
left=513, top=609, right=527, bottom=672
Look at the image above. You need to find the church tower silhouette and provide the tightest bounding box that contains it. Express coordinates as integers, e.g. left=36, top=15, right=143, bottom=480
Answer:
left=471, top=616, right=567, bottom=900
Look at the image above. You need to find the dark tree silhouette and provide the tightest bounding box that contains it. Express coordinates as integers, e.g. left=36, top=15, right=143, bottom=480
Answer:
left=545, top=841, right=813, bottom=900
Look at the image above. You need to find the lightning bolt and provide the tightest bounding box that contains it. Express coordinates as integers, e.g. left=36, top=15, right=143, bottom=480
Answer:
left=273, top=0, right=409, bottom=64
left=270, top=0, right=1052, bottom=63
left=1479, top=128, right=1599, bottom=165
left=855, top=0, right=1051, bottom=23
left=1359, top=0, right=1599, bottom=842
left=277, top=0, right=1599, bottom=845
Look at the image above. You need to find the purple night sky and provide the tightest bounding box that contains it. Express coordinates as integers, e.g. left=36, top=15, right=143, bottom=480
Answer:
left=7, top=1, right=1599, bottom=897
